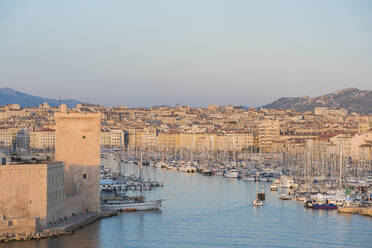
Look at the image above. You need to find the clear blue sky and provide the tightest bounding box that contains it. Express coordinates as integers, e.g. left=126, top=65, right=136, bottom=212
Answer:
left=0, top=0, right=371, bottom=107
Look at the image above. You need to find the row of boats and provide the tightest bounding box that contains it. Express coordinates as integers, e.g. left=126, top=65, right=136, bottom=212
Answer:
left=276, top=179, right=372, bottom=210
left=152, top=161, right=283, bottom=182
left=99, top=153, right=372, bottom=214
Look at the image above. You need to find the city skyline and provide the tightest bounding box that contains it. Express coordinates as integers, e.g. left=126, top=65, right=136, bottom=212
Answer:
left=1, top=0, right=371, bottom=107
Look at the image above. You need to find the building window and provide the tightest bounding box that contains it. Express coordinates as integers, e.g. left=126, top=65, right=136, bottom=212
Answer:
left=82, top=136, right=86, bottom=139
left=83, top=173, right=87, bottom=179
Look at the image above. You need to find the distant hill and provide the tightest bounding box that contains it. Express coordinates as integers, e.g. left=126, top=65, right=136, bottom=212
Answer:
left=262, top=88, right=372, bottom=114
left=0, top=87, right=84, bottom=108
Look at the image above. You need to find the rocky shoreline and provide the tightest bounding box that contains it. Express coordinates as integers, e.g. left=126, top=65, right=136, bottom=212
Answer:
left=0, top=210, right=117, bottom=243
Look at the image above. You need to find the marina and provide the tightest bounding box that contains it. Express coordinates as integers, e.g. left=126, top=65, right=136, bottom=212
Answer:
left=100, top=147, right=372, bottom=214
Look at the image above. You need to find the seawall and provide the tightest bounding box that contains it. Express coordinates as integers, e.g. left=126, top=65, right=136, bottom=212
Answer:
left=0, top=210, right=117, bottom=243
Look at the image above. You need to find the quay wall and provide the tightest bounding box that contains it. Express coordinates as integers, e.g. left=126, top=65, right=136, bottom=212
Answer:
left=0, top=211, right=117, bottom=243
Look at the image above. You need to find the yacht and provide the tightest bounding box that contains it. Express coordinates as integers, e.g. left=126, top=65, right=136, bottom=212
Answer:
left=102, top=198, right=162, bottom=212
left=224, top=169, right=239, bottom=178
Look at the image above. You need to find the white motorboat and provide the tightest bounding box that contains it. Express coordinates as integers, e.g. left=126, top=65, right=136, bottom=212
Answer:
left=253, top=199, right=263, bottom=206
left=279, top=193, right=292, bottom=200
left=243, top=176, right=255, bottom=182
left=224, top=169, right=239, bottom=178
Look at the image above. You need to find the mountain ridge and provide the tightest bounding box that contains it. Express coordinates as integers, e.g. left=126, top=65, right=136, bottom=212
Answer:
left=0, top=87, right=84, bottom=108
left=1, top=87, right=371, bottom=114
left=262, top=88, right=372, bottom=114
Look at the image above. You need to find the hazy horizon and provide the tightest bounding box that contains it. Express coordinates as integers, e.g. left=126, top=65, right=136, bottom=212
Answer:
left=1, top=85, right=371, bottom=109
left=1, top=0, right=371, bottom=107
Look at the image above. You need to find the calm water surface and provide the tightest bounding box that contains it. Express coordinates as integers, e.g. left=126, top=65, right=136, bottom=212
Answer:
left=3, top=165, right=372, bottom=248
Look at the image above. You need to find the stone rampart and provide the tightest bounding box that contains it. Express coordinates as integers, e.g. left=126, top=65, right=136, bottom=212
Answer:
left=0, top=217, right=39, bottom=236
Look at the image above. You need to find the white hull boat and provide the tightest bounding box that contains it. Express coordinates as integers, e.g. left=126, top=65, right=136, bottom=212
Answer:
left=243, top=177, right=255, bottom=182
left=279, top=193, right=292, bottom=200
left=224, top=170, right=239, bottom=178
left=253, top=199, right=263, bottom=206
left=101, top=200, right=162, bottom=212
left=258, top=177, right=268, bottom=182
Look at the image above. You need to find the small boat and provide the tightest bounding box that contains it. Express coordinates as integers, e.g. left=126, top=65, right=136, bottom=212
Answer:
left=279, top=193, right=292, bottom=200
left=201, top=169, right=213, bottom=176
left=296, top=196, right=307, bottom=202
left=281, top=176, right=295, bottom=188
left=180, top=166, right=196, bottom=173
left=102, top=199, right=162, bottom=211
left=253, top=199, right=263, bottom=206
left=224, top=169, right=239, bottom=178
left=270, top=185, right=278, bottom=191
left=258, top=177, right=268, bottom=182
left=214, top=171, right=223, bottom=176
left=312, top=203, right=338, bottom=210
left=243, top=176, right=255, bottom=182
left=305, top=199, right=338, bottom=209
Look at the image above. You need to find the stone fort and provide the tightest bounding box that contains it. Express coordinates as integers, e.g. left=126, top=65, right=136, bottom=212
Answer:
left=0, top=105, right=101, bottom=236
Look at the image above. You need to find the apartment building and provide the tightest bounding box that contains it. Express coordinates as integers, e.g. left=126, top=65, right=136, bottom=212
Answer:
left=258, top=120, right=280, bottom=153
left=29, top=128, right=55, bottom=150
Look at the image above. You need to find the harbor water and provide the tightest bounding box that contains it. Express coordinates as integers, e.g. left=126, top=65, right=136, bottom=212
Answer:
left=3, top=164, right=372, bottom=248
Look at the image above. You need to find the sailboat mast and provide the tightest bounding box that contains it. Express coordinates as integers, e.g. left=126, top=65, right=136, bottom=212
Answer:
left=120, top=134, right=123, bottom=178
left=339, top=139, right=343, bottom=189
left=140, top=149, right=143, bottom=195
